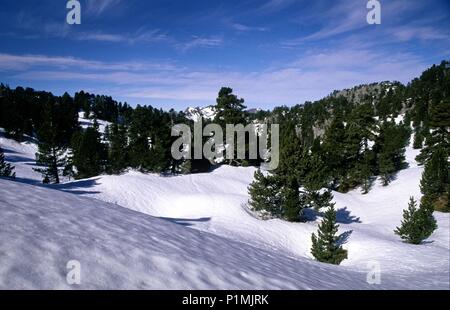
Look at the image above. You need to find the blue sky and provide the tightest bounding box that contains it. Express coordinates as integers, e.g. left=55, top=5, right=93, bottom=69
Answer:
left=0, top=0, right=449, bottom=111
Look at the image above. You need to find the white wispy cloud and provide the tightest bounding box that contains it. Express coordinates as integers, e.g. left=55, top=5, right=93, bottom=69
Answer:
left=282, top=0, right=432, bottom=46
left=85, top=0, right=123, bottom=16
left=75, top=29, right=170, bottom=44
left=2, top=47, right=431, bottom=108
left=0, top=53, right=176, bottom=72
left=258, top=0, right=296, bottom=13
left=231, top=23, right=269, bottom=32
left=390, top=25, right=450, bottom=42
left=177, top=36, right=224, bottom=52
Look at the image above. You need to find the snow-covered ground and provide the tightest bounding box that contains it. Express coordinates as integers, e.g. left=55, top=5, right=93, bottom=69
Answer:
left=78, top=112, right=110, bottom=135
left=0, top=128, right=449, bottom=289
left=0, top=178, right=387, bottom=290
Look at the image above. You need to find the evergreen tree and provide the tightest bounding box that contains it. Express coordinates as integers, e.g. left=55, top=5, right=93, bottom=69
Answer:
left=0, top=146, right=15, bottom=178
left=306, top=189, right=333, bottom=211
left=311, top=203, right=348, bottom=265
left=355, top=150, right=374, bottom=194
left=374, top=120, right=409, bottom=186
left=420, top=147, right=448, bottom=200
left=281, top=177, right=302, bottom=221
left=214, top=87, right=248, bottom=166
left=215, top=87, right=246, bottom=127
left=412, top=125, right=424, bottom=149
left=34, top=140, right=65, bottom=184
left=416, top=99, right=450, bottom=164
left=34, top=103, right=66, bottom=184
left=394, top=197, right=437, bottom=244
left=247, top=169, right=282, bottom=218
left=322, top=117, right=347, bottom=189
left=71, top=125, right=107, bottom=179
left=107, top=123, right=128, bottom=174
left=416, top=100, right=449, bottom=210
left=276, top=123, right=304, bottom=221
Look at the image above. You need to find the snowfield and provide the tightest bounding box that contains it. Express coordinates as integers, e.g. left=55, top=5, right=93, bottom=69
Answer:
left=0, top=129, right=449, bottom=289
left=0, top=178, right=382, bottom=289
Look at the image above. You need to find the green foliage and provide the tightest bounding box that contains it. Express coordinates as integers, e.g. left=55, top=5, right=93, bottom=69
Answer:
left=0, top=147, right=15, bottom=178
left=107, top=123, right=128, bottom=174
left=215, top=87, right=246, bottom=126
left=311, top=204, right=348, bottom=265
left=420, top=147, right=448, bottom=198
left=248, top=169, right=282, bottom=217
left=71, top=125, right=107, bottom=179
left=394, top=197, right=437, bottom=244
left=374, top=120, right=410, bottom=186
left=33, top=102, right=68, bottom=184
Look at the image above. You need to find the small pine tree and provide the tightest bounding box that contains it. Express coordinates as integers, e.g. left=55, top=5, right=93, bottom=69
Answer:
left=248, top=169, right=282, bottom=218
left=34, top=141, right=66, bottom=184
left=0, top=147, right=15, bottom=178
left=311, top=203, right=348, bottom=265
left=394, top=197, right=437, bottom=244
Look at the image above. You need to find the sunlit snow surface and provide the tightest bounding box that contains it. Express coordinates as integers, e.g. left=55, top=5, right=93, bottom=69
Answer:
left=0, top=127, right=449, bottom=289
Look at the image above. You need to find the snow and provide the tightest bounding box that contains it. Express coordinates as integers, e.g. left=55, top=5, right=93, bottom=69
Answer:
left=0, top=129, right=42, bottom=183
left=1, top=178, right=382, bottom=289
left=78, top=112, right=110, bottom=135
left=1, top=123, right=449, bottom=289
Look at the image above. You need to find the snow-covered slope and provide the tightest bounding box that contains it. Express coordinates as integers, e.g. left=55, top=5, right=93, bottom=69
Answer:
left=1, top=178, right=383, bottom=290
left=78, top=112, right=111, bottom=135
left=0, top=129, right=42, bottom=183
left=1, top=128, right=449, bottom=289
left=56, top=144, right=450, bottom=289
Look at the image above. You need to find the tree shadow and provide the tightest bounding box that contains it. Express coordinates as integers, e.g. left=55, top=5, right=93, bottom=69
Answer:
left=302, top=208, right=318, bottom=221
left=53, top=178, right=102, bottom=195
left=157, top=216, right=211, bottom=227
left=337, top=230, right=353, bottom=246
left=336, top=207, right=361, bottom=224
left=302, top=207, right=361, bottom=224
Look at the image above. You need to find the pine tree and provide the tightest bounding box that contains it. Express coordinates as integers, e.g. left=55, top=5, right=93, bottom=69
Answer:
left=34, top=104, right=66, bottom=184
left=0, top=146, right=15, bottom=178
left=394, top=197, right=437, bottom=244
left=34, top=140, right=66, bottom=184
left=107, top=123, right=128, bottom=174
left=375, top=120, right=409, bottom=186
left=413, top=125, right=424, bottom=149
left=214, top=87, right=248, bottom=166
left=311, top=203, right=348, bottom=265
left=355, top=150, right=374, bottom=194
left=215, top=87, right=246, bottom=127
left=281, top=177, right=302, bottom=221
left=276, top=123, right=304, bottom=221
left=420, top=147, right=448, bottom=200
left=416, top=99, right=450, bottom=164
left=71, top=126, right=107, bottom=179
left=307, top=189, right=333, bottom=211
left=378, top=151, right=395, bottom=186
left=416, top=100, right=449, bottom=210
left=247, top=169, right=282, bottom=218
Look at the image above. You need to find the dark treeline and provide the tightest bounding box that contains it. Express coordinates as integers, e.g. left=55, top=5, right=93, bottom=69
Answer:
left=0, top=61, right=448, bottom=217
left=248, top=60, right=449, bottom=221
